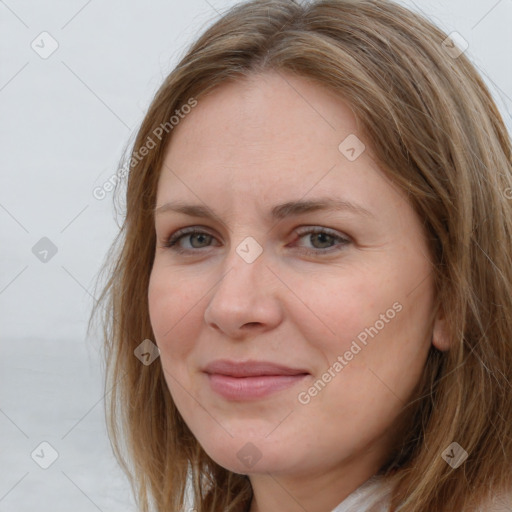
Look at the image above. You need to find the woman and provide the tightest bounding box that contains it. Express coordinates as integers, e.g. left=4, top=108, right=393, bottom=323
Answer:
left=90, top=0, right=512, bottom=511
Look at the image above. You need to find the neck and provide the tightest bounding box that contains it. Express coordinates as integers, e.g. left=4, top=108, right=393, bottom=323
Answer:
left=247, top=455, right=385, bottom=512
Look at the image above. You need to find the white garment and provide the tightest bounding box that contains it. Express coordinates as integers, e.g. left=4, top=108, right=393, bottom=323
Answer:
left=330, top=474, right=512, bottom=512
left=330, top=475, right=392, bottom=512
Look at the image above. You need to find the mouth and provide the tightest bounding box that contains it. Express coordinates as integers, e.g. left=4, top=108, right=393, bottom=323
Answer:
left=203, top=359, right=310, bottom=400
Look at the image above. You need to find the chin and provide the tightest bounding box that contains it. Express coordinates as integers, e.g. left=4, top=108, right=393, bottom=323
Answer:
left=208, top=450, right=285, bottom=475
left=196, top=432, right=303, bottom=476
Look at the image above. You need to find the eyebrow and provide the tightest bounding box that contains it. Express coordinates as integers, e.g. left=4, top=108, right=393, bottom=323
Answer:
left=153, top=197, right=374, bottom=221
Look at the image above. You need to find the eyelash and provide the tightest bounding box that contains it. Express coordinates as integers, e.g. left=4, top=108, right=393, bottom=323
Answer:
left=161, top=226, right=351, bottom=256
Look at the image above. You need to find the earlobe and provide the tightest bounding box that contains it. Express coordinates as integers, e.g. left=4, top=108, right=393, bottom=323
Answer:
left=432, top=310, right=450, bottom=351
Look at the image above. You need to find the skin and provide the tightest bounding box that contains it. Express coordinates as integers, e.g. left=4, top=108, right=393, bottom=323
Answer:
left=148, top=70, right=448, bottom=512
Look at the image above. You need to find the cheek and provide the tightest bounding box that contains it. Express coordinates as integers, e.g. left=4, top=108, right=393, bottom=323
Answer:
left=326, top=273, right=434, bottom=411
left=287, top=267, right=394, bottom=355
left=148, top=267, right=200, bottom=358
left=311, top=259, right=432, bottom=373
left=148, top=268, right=202, bottom=412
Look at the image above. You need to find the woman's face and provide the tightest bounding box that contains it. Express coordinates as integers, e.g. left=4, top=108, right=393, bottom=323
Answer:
left=148, top=71, right=445, bottom=480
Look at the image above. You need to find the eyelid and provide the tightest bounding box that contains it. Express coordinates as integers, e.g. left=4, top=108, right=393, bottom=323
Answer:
left=294, top=225, right=350, bottom=241
left=291, top=226, right=351, bottom=253
left=160, top=225, right=217, bottom=250
left=161, top=225, right=351, bottom=254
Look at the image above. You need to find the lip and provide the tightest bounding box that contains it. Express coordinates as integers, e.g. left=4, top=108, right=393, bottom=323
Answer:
left=203, top=359, right=309, bottom=377
left=203, top=359, right=310, bottom=400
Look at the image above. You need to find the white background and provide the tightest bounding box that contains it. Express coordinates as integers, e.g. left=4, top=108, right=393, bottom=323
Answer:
left=1, top=0, right=511, bottom=510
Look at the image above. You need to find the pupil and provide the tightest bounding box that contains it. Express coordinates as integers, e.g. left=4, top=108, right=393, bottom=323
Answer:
left=314, top=233, right=332, bottom=248
left=193, top=234, right=208, bottom=247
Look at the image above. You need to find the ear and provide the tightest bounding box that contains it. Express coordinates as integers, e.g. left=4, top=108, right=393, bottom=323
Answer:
left=432, top=308, right=450, bottom=351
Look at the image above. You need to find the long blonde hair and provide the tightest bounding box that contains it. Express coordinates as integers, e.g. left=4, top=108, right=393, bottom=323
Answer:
left=89, top=1, right=512, bottom=510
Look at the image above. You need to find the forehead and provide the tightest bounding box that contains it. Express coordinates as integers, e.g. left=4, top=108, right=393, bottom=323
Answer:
left=155, top=71, right=404, bottom=221
left=168, top=72, right=357, bottom=149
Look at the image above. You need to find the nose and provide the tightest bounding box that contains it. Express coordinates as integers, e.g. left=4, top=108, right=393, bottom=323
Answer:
left=203, top=245, right=284, bottom=339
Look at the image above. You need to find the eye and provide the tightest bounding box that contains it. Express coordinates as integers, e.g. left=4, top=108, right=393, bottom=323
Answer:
left=160, top=226, right=351, bottom=255
left=161, top=227, right=218, bottom=253
left=292, top=226, right=351, bottom=254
